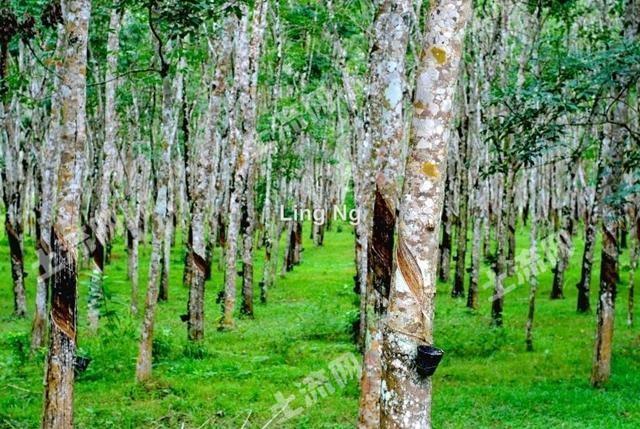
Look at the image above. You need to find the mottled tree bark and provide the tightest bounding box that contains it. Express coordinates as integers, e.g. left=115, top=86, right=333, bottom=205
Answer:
left=452, top=92, right=470, bottom=298
left=260, top=2, right=283, bottom=303
left=260, top=151, right=275, bottom=303
left=380, top=0, right=470, bottom=426
left=42, top=0, right=90, bottom=426
left=88, top=4, right=122, bottom=333
left=628, top=204, right=639, bottom=326
left=438, top=169, right=453, bottom=282
left=136, top=28, right=176, bottom=381
left=576, top=156, right=605, bottom=313
left=219, top=9, right=246, bottom=328
left=159, top=165, right=174, bottom=302
left=465, top=24, right=485, bottom=310
left=32, top=32, right=64, bottom=350
left=506, top=178, right=517, bottom=277
left=1, top=64, right=27, bottom=318
left=357, top=1, right=411, bottom=427
left=491, top=168, right=513, bottom=327
left=186, top=18, right=234, bottom=341
left=221, top=0, right=268, bottom=329
left=329, top=0, right=375, bottom=349
left=551, top=163, right=577, bottom=300
left=525, top=171, right=539, bottom=351
left=241, top=167, right=256, bottom=317
left=591, top=121, right=626, bottom=388
left=123, top=96, right=148, bottom=316
left=3, top=154, right=27, bottom=318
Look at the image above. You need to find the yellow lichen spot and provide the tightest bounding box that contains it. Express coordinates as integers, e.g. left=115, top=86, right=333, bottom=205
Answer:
left=422, top=162, right=440, bottom=178
left=431, top=46, right=447, bottom=65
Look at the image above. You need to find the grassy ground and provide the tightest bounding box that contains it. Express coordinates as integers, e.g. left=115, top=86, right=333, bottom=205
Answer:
left=0, top=222, right=638, bottom=428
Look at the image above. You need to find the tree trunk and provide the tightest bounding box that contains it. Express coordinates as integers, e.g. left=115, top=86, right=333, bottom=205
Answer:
left=357, top=1, right=411, bottom=427
left=159, top=167, right=174, bottom=302
left=42, top=0, right=90, bottom=426
left=491, top=169, right=512, bottom=327
left=136, top=35, right=176, bottom=381
left=577, top=140, right=606, bottom=313
left=438, top=171, right=453, bottom=282
left=6, top=195, right=26, bottom=317
left=452, top=97, right=470, bottom=298
left=32, top=32, right=64, bottom=350
left=221, top=0, right=267, bottom=329
left=551, top=163, right=577, bottom=300
left=628, top=204, right=638, bottom=326
left=241, top=168, right=256, bottom=317
left=1, top=100, right=27, bottom=319
left=591, top=117, right=626, bottom=388
left=88, top=5, right=122, bottom=333
left=380, top=0, right=470, bottom=426
left=525, top=171, right=539, bottom=351
left=186, top=18, right=234, bottom=340
left=128, top=228, right=139, bottom=314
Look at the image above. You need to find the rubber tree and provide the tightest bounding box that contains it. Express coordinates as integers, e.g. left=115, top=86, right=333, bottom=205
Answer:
left=42, top=0, right=91, bottom=426
left=357, top=1, right=412, bottom=427
left=380, top=0, right=471, bottom=426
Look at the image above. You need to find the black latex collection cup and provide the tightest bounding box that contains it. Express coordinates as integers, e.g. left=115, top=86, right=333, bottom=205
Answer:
left=416, top=345, right=444, bottom=377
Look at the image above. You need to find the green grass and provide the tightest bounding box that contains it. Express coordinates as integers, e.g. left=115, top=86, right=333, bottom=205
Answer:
left=0, top=222, right=638, bottom=428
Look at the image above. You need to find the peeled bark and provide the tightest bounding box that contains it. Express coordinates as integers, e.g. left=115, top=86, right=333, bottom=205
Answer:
left=42, top=0, right=90, bottom=426
left=380, top=0, right=470, bottom=426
